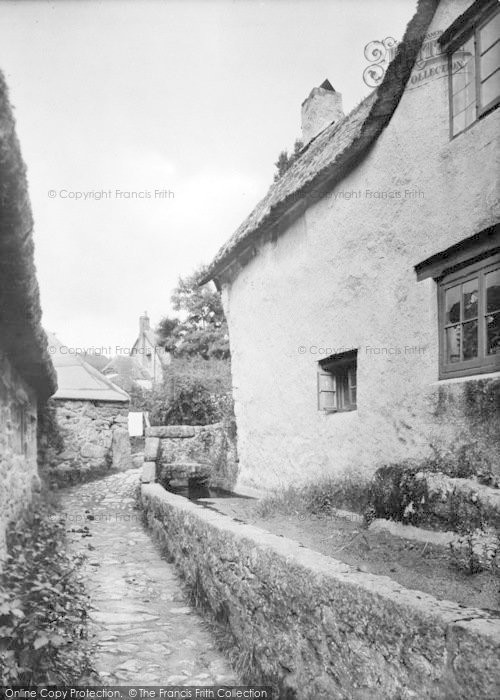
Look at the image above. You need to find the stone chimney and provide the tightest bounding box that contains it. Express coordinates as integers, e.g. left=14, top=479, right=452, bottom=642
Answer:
left=301, top=79, right=344, bottom=146
left=139, top=311, right=150, bottom=333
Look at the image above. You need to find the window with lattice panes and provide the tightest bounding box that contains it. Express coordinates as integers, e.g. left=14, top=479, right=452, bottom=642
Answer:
left=439, top=253, right=500, bottom=377
left=446, top=4, right=499, bottom=136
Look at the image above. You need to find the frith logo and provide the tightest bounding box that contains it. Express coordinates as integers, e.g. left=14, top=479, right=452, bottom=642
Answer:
left=362, top=31, right=450, bottom=90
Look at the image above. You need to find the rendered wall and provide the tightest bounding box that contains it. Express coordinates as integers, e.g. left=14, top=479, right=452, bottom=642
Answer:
left=0, top=346, right=39, bottom=560
left=221, top=0, right=500, bottom=490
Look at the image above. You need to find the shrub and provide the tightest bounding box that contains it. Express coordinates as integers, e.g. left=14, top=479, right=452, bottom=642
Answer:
left=130, top=357, right=233, bottom=426
left=0, top=499, right=93, bottom=684
left=257, top=458, right=500, bottom=533
left=449, top=526, right=499, bottom=574
left=369, top=461, right=429, bottom=524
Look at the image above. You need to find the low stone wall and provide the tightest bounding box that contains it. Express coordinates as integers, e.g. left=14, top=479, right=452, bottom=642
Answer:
left=145, top=420, right=238, bottom=490
left=0, top=348, right=40, bottom=562
left=371, top=465, right=500, bottom=532
left=46, top=400, right=131, bottom=485
left=141, top=483, right=500, bottom=700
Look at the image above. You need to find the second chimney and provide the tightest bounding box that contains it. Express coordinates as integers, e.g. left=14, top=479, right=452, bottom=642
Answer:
left=301, top=79, right=344, bottom=146
left=139, top=311, right=150, bottom=333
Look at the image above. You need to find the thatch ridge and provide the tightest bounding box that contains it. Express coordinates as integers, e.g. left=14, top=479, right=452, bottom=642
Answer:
left=201, top=0, right=439, bottom=284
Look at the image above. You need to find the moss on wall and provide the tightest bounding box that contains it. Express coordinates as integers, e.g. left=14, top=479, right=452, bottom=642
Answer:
left=428, top=378, right=500, bottom=483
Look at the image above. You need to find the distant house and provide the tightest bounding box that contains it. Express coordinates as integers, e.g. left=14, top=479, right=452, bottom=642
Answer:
left=48, top=334, right=131, bottom=480
left=202, top=0, right=500, bottom=491
left=130, top=312, right=169, bottom=387
left=102, top=354, right=153, bottom=392
left=0, top=70, right=57, bottom=559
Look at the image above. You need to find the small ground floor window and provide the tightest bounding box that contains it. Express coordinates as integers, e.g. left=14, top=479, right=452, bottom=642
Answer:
left=318, top=349, right=357, bottom=412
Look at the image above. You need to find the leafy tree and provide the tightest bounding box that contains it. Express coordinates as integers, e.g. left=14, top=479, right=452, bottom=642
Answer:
left=157, top=266, right=230, bottom=360
left=156, top=316, right=181, bottom=353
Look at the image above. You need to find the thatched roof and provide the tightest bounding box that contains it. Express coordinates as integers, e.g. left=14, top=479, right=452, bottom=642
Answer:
left=201, top=0, right=439, bottom=285
left=0, top=70, right=57, bottom=399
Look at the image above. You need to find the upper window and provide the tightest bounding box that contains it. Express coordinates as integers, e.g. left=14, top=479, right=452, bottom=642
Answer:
left=318, top=350, right=357, bottom=413
left=447, top=5, right=500, bottom=136
left=439, top=254, right=500, bottom=378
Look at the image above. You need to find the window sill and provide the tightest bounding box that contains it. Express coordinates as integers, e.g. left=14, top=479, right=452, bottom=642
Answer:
left=450, top=101, right=499, bottom=140
left=322, top=408, right=357, bottom=414
left=432, top=370, right=500, bottom=386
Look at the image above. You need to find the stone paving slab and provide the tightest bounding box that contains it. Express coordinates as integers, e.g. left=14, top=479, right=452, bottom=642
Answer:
left=61, top=469, right=237, bottom=685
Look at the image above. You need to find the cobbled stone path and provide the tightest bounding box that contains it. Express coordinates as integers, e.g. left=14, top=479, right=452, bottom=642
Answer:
left=61, top=469, right=237, bottom=685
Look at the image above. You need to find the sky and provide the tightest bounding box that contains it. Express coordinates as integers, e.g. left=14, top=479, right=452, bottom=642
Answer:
left=0, top=0, right=417, bottom=355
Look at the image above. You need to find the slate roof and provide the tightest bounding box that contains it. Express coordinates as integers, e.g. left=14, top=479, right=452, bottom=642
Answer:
left=48, top=334, right=129, bottom=403
left=201, top=0, right=439, bottom=284
left=0, top=70, right=57, bottom=399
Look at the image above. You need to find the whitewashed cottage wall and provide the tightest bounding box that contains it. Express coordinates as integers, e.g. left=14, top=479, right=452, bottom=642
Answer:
left=220, top=0, right=500, bottom=490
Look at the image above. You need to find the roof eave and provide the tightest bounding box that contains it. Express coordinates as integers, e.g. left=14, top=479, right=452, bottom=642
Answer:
left=0, top=70, right=57, bottom=400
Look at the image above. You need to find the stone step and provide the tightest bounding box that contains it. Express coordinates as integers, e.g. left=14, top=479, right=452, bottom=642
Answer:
left=159, top=462, right=212, bottom=480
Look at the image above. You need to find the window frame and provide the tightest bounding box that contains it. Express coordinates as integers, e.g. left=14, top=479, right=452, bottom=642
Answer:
left=438, top=251, right=500, bottom=378
left=476, top=7, right=500, bottom=115
left=318, top=350, right=357, bottom=413
left=446, top=4, right=500, bottom=138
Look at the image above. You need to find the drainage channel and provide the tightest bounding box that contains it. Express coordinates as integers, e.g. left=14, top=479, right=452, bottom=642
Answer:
left=62, top=469, right=238, bottom=685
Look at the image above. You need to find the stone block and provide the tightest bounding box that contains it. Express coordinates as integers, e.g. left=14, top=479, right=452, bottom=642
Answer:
left=147, top=425, right=196, bottom=439
left=160, top=462, right=211, bottom=481
left=111, top=427, right=132, bottom=471
left=144, top=437, right=160, bottom=461
left=142, top=461, right=156, bottom=483
left=132, top=453, right=144, bottom=469
left=81, top=443, right=107, bottom=459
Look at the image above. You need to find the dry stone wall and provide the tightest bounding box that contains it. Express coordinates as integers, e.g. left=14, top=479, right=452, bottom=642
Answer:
left=141, top=483, right=500, bottom=700
left=46, top=400, right=131, bottom=485
left=145, top=421, right=238, bottom=490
